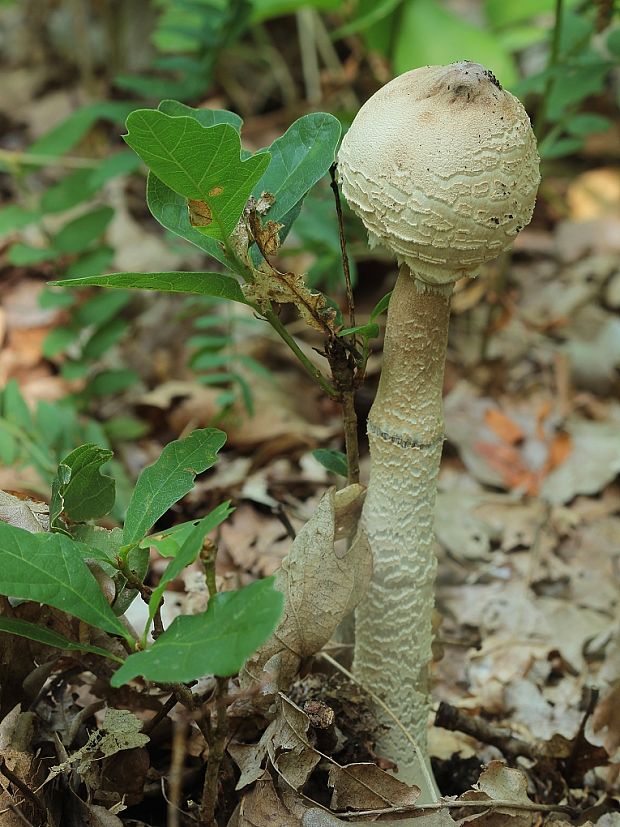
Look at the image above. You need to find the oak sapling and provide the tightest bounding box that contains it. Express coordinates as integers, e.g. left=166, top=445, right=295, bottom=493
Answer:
left=337, top=61, right=540, bottom=791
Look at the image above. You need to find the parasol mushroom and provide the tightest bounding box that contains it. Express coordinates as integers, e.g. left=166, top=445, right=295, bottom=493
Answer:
left=337, top=61, right=540, bottom=794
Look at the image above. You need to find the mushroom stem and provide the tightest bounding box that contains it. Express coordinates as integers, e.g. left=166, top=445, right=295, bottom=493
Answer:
left=354, top=264, right=451, bottom=795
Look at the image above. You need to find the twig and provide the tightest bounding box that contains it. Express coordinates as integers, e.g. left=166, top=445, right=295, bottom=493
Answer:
left=0, top=758, right=46, bottom=817
left=143, top=693, right=179, bottom=736
left=336, top=798, right=580, bottom=819
left=199, top=677, right=229, bottom=825
left=435, top=701, right=537, bottom=761
left=168, top=716, right=188, bottom=827
left=329, top=163, right=356, bottom=332
left=341, top=392, right=360, bottom=485
left=319, top=653, right=439, bottom=803
left=198, top=540, right=229, bottom=824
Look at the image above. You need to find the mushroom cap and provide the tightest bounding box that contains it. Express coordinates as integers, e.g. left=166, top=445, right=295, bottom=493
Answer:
left=337, top=61, right=540, bottom=285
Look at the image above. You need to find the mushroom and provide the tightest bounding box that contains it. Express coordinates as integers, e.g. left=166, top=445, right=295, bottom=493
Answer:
left=337, top=62, right=539, bottom=794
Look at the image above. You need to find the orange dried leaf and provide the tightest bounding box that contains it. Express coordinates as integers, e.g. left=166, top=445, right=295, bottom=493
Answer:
left=484, top=408, right=524, bottom=445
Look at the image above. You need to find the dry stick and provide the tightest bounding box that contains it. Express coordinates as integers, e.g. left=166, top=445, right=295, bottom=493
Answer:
left=168, top=717, right=189, bottom=827
left=143, top=693, right=179, bottom=737
left=198, top=541, right=229, bottom=825
left=336, top=798, right=580, bottom=819
left=435, top=701, right=537, bottom=762
left=319, top=652, right=438, bottom=803
left=329, top=163, right=356, bottom=331
left=329, top=162, right=360, bottom=485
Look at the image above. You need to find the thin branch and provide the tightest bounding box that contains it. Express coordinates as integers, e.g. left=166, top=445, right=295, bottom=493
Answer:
left=168, top=716, right=188, bottom=827
left=329, top=163, right=356, bottom=331
left=0, top=148, right=101, bottom=170
left=199, top=677, right=229, bottom=825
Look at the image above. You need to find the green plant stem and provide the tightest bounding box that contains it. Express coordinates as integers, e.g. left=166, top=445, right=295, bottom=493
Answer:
left=115, top=557, right=164, bottom=640
left=534, top=0, right=565, bottom=139
left=201, top=539, right=218, bottom=600
left=264, top=309, right=338, bottom=398
left=0, top=148, right=100, bottom=170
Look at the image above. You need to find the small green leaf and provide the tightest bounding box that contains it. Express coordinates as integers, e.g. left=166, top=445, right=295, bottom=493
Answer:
left=607, top=27, right=620, bottom=57
left=88, top=151, right=143, bottom=188
left=41, top=169, right=99, bottom=214
left=111, top=576, right=284, bottom=686
left=146, top=502, right=234, bottom=633
left=251, top=0, right=342, bottom=22
left=0, top=205, right=40, bottom=234
left=370, top=290, right=392, bottom=320
left=53, top=206, right=114, bottom=254
left=565, top=113, right=611, bottom=137
left=255, top=113, right=341, bottom=223
left=123, top=110, right=270, bottom=240
left=28, top=102, right=137, bottom=158
left=84, top=369, right=139, bottom=398
left=0, top=617, right=122, bottom=662
left=123, top=428, right=227, bottom=544
left=538, top=135, right=584, bottom=159
left=0, top=522, right=130, bottom=640
left=312, top=448, right=348, bottom=478
left=49, top=272, right=249, bottom=304
left=142, top=502, right=233, bottom=558
left=2, top=379, right=34, bottom=431
left=338, top=322, right=379, bottom=339
left=63, top=247, right=115, bottom=279
left=8, top=243, right=57, bottom=266
left=42, top=326, right=79, bottom=359
left=51, top=444, right=115, bottom=525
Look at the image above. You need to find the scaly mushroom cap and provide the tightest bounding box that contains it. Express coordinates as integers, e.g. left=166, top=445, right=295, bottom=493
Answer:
left=338, top=61, right=540, bottom=286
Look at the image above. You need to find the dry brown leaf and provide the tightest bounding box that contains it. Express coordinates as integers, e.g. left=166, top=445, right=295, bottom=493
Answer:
left=591, top=681, right=620, bottom=762
left=457, top=762, right=535, bottom=826
left=230, top=695, right=320, bottom=792
left=243, top=269, right=336, bottom=333
left=230, top=775, right=300, bottom=827
left=327, top=761, right=420, bottom=810
left=0, top=489, right=49, bottom=532
left=241, top=485, right=370, bottom=693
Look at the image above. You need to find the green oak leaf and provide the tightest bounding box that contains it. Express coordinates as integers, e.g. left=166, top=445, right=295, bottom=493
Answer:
left=253, top=112, right=341, bottom=223
left=0, top=522, right=130, bottom=640
left=111, top=577, right=284, bottom=686
left=123, top=109, right=270, bottom=241
left=50, top=444, right=115, bottom=526
left=123, top=428, right=227, bottom=544
left=48, top=272, right=249, bottom=304
left=0, top=617, right=122, bottom=662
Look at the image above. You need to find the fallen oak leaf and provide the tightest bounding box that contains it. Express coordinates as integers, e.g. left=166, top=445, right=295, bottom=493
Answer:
left=241, top=484, right=370, bottom=695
